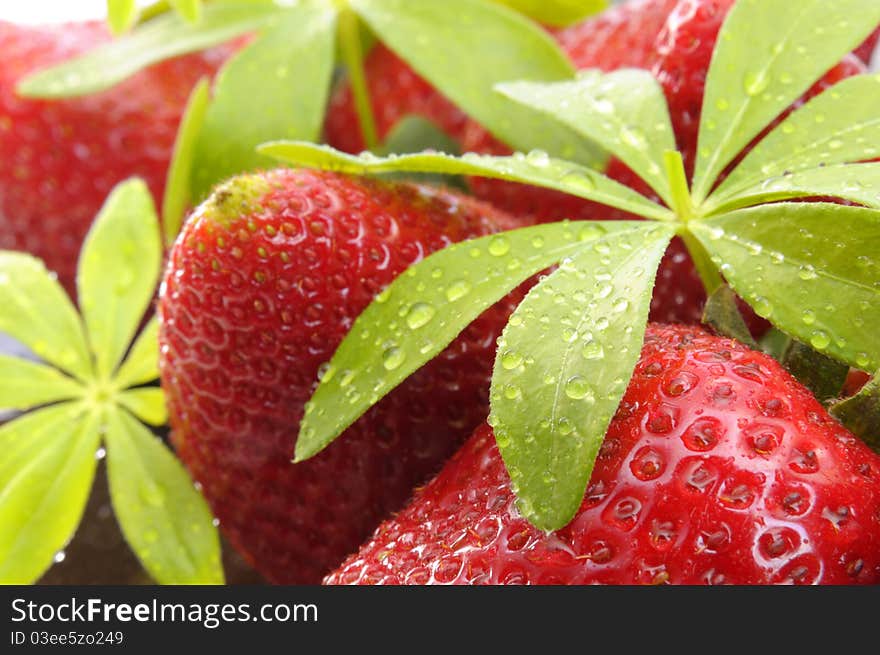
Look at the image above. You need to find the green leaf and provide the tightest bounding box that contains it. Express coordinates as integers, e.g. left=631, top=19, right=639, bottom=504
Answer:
left=704, top=163, right=880, bottom=215
left=830, top=373, right=880, bottom=452
left=691, top=203, right=880, bottom=370
left=18, top=1, right=282, bottom=98
left=701, top=284, right=757, bottom=348
left=709, top=74, right=880, bottom=205
left=692, top=0, right=880, bottom=203
left=377, top=116, right=465, bottom=188
left=191, top=1, right=338, bottom=201
left=118, top=388, right=168, bottom=426
left=380, top=115, right=462, bottom=156
left=0, top=355, right=83, bottom=411
left=497, top=69, right=677, bottom=207
left=0, top=252, right=92, bottom=380
left=163, top=77, right=211, bottom=246
left=351, top=0, right=606, bottom=167
left=114, top=317, right=161, bottom=390
left=169, top=0, right=202, bottom=24
left=779, top=340, right=849, bottom=402
left=295, top=220, right=631, bottom=462
left=107, top=0, right=139, bottom=35
left=493, top=0, right=607, bottom=27
left=0, top=404, right=100, bottom=584
left=104, top=407, right=223, bottom=584
left=260, top=142, right=673, bottom=221
left=78, top=179, right=161, bottom=380
left=490, top=223, right=675, bottom=530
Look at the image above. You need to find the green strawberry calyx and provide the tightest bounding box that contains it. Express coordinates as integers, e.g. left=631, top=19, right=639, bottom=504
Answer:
left=0, top=180, right=223, bottom=585
left=264, top=0, right=880, bottom=531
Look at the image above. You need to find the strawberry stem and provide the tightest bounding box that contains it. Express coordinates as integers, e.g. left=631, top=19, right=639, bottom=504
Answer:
left=338, top=8, right=379, bottom=151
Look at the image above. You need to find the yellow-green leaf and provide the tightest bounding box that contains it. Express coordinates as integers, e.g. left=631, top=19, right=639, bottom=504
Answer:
left=0, top=355, right=83, bottom=411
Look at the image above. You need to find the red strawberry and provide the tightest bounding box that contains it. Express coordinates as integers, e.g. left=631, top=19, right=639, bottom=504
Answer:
left=854, top=26, right=879, bottom=65
left=158, top=168, right=522, bottom=584
left=0, top=20, right=235, bottom=291
left=327, top=324, right=880, bottom=585
left=324, top=43, right=469, bottom=155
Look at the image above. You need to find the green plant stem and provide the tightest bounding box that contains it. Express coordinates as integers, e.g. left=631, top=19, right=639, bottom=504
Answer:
left=338, top=8, right=379, bottom=150
left=681, top=228, right=723, bottom=296
left=663, top=150, right=694, bottom=221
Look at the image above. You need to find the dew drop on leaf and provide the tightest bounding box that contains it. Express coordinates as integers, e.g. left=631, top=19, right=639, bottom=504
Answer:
left=500, top=350, right=524, bottom=370
left=488, top=236, right=511, bottom=257
left=446, top=280, right=471, bottom=302
left=525, top=149, right=550, bottom=167
left=382, top=346, right=405, bottom=371
left=564, top=376, right=594, bottom=402
left=801, top=309, right=816, bottom=325
left=405, top=302, right=436, bottom=330
left=810, top=330, right=831, bottom=351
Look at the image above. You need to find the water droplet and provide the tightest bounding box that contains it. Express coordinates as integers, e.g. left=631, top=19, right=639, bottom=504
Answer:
left=581, top=340, right=604, bottom=360
left=445, top=279, right=472, bottom=302
left=798, top=264, right=818, bottom=280
left=752, top=296, right=773, bottom=318
left=560, top=169, right=596, bottom=192
left=504, top=384, right=522, bottom=400
left=382, top=347, right=405, bottom=370
left=744, top=70, right=770, bottom=96
left=810, top=330, right=831, bottom=350
left=564, top=376, right=594, bottom=401
left=526, top=149, right=550, bottom=167
left=488, top=236, right=511, bottom=257
left=500, top=350, right=524, bottom=370
left=621, top=125, right=647, bottom=150
left=406, top=302, right=435, bottom=330
left=801, top=309, right=816, bottom=325
left=855, top=352, right=870, bottom=368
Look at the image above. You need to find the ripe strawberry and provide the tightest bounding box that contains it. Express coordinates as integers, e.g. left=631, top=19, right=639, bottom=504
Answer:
left=854, top=26, right=879, bottom=65
left=0, top=20, right=235, bottom=291
left=324, top=43, right=469, bottom=155
left=327, top=324, right=880, bottom=585
left=158, top=167, right=522, bottom=584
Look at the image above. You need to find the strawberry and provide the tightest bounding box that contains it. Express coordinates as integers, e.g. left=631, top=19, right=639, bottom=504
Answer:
left=157, top=167, right=522, bottom=584
left=0, top=20, right=235, bottom=291
left=324, top=43, right=469, bottom=155
left=327, top=324, right=880, bottom=585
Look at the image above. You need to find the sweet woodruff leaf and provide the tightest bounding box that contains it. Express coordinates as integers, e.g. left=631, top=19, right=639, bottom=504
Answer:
left=104, top=408, right=223, bottom=584
left=117, top=388, right=169, bottom=427
left=113, top=317, right=161, bottom=390
left=294, top=220, right=620, bottom=462
left=107, top=0, right=138, bottom=35
left=493, top=0, right=607, bottom=27
left=0, top=355, right=82, bottom=411
left=497, top=70, right=677, bottom=208
left=691, top=0, right=880, bottom=203
left=704, top=163, right=880, bottom=215
left=0, top=404, right=101, bottom=584
left=168, top=0, right=203, bottom=24
left=17, top=0, right=282, bottom=98
left=0, top=253, right=92, bottom=381
left=162, top=78, right=211, bottom=245
left=691, top=203, right=880, bottom=371
left=191, top=1, right=338, bottom=201
left=0, top=178, right=222, bottom=584
left=77, top=179, right=162, bottom=380
left=490, top=223, right=675, bottom=530
left=259, top=142, right=673, bottom=221
left=350, top=0, right=606, bottom=167
left=709, top=74, right=880, bottom=206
